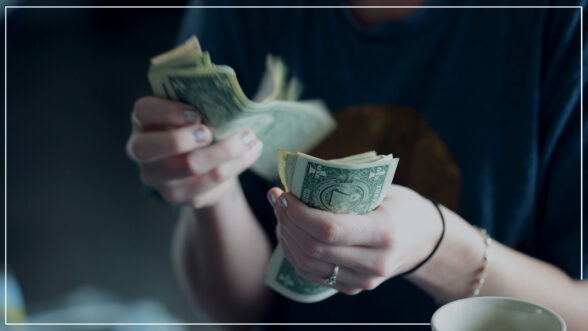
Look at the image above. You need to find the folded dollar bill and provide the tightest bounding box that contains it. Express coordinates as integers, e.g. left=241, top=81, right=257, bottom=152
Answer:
left=265, top=150, right=399, bottom=303
left=147, top=36, right=336, bottom=181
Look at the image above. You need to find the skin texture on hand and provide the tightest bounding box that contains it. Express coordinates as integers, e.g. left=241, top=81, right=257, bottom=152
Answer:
left=126, top=96, right=263, bottom=208
left=268, top=184, right=443, bottom=295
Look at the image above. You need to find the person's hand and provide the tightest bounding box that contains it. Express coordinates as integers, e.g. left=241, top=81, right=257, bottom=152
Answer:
left=126, top=97, right=263, bottom=208
left=267, top=184, right=443, bottom=295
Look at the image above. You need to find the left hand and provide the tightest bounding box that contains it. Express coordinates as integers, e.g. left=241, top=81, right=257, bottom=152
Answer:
left=267, top=184, right=443, bottom=295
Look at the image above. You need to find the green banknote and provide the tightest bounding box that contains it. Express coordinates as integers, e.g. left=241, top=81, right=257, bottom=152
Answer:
left=265, top=150, right=399, bottom=303
left=147, top=36, right=335, bottom=181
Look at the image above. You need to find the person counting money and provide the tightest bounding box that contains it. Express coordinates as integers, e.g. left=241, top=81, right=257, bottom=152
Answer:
left=126, top=1, right=586, bottom=328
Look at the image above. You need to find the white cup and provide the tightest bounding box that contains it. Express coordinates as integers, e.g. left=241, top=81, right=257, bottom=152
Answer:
left=431, top=296, right=566, bottom=331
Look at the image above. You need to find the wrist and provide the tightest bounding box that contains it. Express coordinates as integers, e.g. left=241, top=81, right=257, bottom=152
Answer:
left=405, top=206, right=486, bottom=303
left=191, top=178, right=257, bottom=232
left=192, top=178, right=241, bottom=212
left=398, top=199, right=445, bottom=277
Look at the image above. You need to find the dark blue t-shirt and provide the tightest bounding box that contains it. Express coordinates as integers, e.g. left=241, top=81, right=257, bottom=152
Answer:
left=177, top=0, right=585, bottom=324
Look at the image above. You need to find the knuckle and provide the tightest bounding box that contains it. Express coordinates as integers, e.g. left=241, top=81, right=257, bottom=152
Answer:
left=302, top=238, right=323, bottom=259
left=209, top=166, right=228, bottom=183
left=128, top=136, right=148, bottom=161
left=318, top=222, right=339, bottom=243
left=183, top=154, right=202, bottom=176
left=154, top=157, right=189, bottom=181
left=379, top=230, right=394, bottom=248
left=186, top=152, right=208, bottom=176
left=371, top=257, right=392, bottom=277
left=166, top=132, right=184, bottom=153
left=133, top=97, right=153, bottom=119
left=218, top=139, right=240, bottom=159
left=133, top=97, right=149, bottom=112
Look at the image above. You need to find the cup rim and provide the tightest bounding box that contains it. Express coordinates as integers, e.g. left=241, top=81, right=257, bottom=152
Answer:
left=431, top=296, right=566, bottom=331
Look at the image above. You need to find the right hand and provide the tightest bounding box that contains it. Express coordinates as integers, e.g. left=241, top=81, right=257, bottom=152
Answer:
left=126, top=96, right=263, bottom=208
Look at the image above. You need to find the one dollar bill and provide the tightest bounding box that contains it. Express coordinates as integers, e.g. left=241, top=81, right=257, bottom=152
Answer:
left=265, top=150, right=399, bottom=303
left=147, top=36, right=336, bottom=182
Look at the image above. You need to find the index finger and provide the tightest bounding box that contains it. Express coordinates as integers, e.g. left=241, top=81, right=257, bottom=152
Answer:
left=132, top=96, right=200, bottom=131
left=276, top=192, right=385, bottom=247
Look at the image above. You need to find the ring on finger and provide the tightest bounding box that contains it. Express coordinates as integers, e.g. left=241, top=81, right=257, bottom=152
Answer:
left=323, top=264, right=339, bottom=285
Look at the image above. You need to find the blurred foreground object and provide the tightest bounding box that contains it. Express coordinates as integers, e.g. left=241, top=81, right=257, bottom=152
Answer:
left=1, top=271, right=26, bottom=323
left=26, top=286, right=187, bottom=330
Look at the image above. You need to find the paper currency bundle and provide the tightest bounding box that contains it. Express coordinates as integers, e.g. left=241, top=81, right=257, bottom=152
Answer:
left=147, top=36, right=336, bottom=182
left=265, top=150, right=399, bottom=303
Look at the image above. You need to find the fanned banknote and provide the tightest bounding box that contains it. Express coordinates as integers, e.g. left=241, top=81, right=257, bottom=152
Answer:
left=265, top=150, right=399, bottom=303
left=148, top=36, right=335, bottom=182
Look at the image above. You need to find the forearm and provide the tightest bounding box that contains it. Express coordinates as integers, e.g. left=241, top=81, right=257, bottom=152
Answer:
left=479, top=242, right=586, bottom=330
left=171, top=179, right=273, bottom=322
left=406, top=205, right=586, bottom=330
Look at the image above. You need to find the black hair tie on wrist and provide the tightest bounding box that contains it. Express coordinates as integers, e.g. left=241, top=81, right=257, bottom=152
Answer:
left=398, top=199, right=446, bottom=277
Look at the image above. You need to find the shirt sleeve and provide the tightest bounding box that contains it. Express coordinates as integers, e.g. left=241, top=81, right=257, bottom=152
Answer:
left=535, top=2, right=586, bottom=279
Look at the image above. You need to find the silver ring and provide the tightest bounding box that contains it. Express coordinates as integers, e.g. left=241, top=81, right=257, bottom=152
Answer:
left=323, top=265, right=339, bottom=285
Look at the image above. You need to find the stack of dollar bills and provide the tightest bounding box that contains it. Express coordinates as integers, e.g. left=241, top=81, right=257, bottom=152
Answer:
left=265, top=150, right=399, bottom=303
left=147, top=36, right=336, bottom=181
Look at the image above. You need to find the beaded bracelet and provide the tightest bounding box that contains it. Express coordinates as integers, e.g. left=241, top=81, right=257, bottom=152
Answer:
left=471, top=227, right=492, bottom=297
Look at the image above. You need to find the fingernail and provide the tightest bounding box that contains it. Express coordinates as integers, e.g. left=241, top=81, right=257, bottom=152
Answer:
left=267, top=192, right=276, bottom=207
left=193, top=126, right=208, bottom=143
left=240, top=130, right=255, bottom=145
left=183, top=110, right=199, bottom=123
left=279, top=195, right=288, bottom=210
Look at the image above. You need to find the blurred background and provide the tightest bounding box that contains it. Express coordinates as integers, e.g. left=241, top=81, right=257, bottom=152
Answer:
left=3, top=1, right=213, bottom=329
left=3, top=1, right=583, bottom=330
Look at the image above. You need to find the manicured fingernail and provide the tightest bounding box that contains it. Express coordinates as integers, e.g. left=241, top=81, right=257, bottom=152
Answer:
left=267, top=192, right=276, bottom=207
left=193, top=126, right=207, bottom=143
left=240, top=130, right=255, bottom=145
left=279, top=195, right=288, bottom=210
left=183, top=110, right=199, bottom=123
